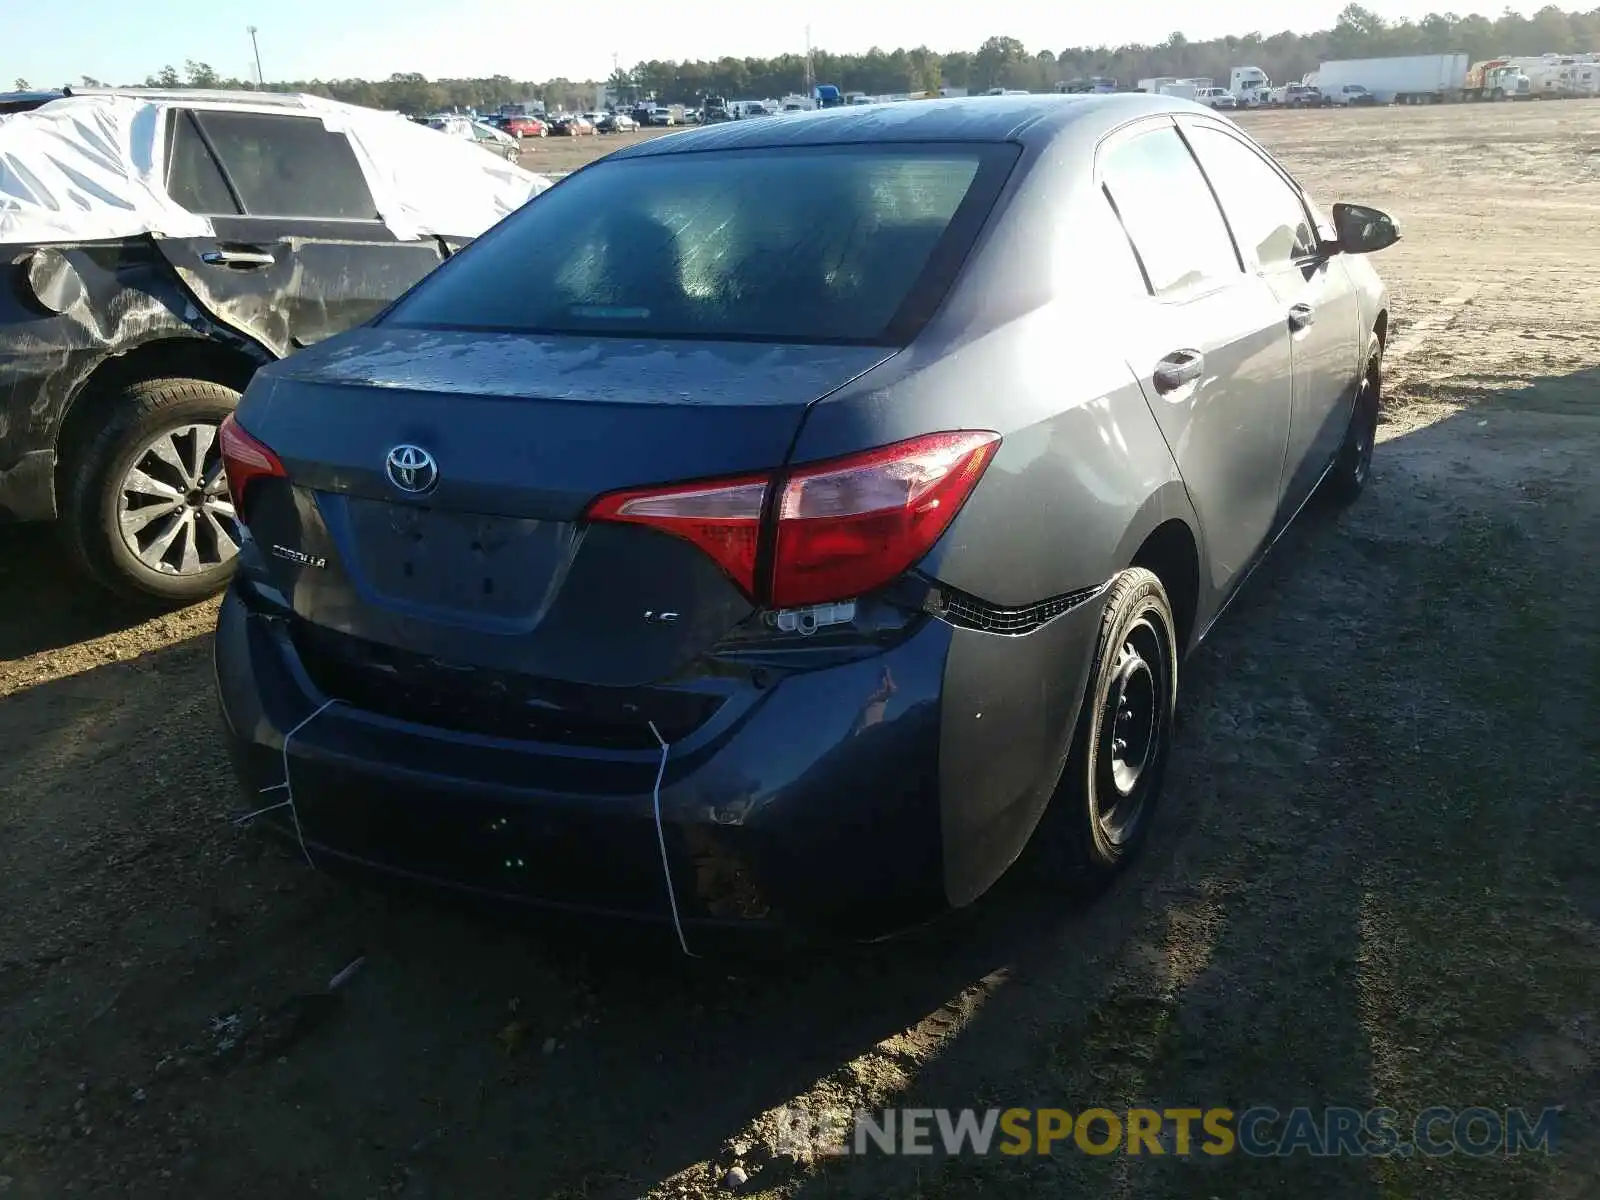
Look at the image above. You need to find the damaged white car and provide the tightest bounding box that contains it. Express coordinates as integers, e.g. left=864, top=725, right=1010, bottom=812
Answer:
left=0, top=86, right=552, bottom=602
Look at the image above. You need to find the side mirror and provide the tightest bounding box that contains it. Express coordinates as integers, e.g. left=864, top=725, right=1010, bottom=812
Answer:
left=1331, top=202, right=1400, bottom=255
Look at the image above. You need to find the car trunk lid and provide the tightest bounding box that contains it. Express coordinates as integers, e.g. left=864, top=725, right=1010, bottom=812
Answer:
left=236, top=328, right=895, bottom=688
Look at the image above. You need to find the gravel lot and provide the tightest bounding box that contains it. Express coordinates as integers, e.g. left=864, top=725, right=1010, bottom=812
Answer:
left=514, top=125, right=679, bottom=175
left=1, top=101, right=1596, bottom=1200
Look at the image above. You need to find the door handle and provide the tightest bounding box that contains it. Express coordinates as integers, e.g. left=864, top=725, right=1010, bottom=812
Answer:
left=1152, top=349, right=1204, bottom=395
left=1287, top=303, right=1315, bottom=331
left=200, top=249, right=276, bottom=268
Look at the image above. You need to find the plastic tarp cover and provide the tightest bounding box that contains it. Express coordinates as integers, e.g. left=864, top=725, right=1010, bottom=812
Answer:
left=0, top=93, right=552, bottom=245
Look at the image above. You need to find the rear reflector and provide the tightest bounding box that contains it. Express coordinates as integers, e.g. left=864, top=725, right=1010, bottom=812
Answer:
left=585, top=431, right=1000, bottom=607
left=218, top=413, right=287, bottom=510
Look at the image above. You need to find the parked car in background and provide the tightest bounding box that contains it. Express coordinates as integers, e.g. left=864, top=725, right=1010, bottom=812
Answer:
left=646, top=106, right=676, bottom=125
left=501, top=114, right=546, bottom=138
left=425, top=113, right=474, bottom=138
left=1196, top=87, right=1239, bottom=109
left=1270, top=83, right=1325, bottom=107
left=598, top=111, right=638, bottom=132
left=1327, top=83, right=1378, bottom=106
left=0, top=86, right=551, bottom=603
left=469, top=119, right=523, bottom=161
left=549, top=114, right=596, bottom=136
left=212, top=94, right=1396, bottom=946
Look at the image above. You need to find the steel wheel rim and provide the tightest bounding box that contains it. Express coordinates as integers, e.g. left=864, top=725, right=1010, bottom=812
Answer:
left=1096, top=614, right=1171, bottom=844
left=117, top=421, right=239, bottom=576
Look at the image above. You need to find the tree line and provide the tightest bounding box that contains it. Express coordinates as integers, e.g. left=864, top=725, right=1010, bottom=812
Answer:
left=16, top=4, right=1600, bottom=113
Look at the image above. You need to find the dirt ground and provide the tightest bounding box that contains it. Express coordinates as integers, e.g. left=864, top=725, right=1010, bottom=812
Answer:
left=513, top=125, right=678, bottom=176
left=1, top=101, right=1597, bottom=1200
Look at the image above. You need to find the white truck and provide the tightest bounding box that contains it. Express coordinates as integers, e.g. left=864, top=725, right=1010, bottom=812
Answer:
left=1229, top=66, right=1272, bottom=106
left=1463, top=59, right=1532, bottom=100
left=1157, top=80, right=1199, bottom=101
left=1315, top=53, right=1470, bottom=104
left=1268, top=82, right=1324, bottom=107
left=1195, top=86, right=1239, bottom=110
left=1139, top=76, right=1178, bottom=94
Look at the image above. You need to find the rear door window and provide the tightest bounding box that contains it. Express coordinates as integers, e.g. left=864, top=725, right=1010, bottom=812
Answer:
left=382, top=143, right=1018, bottom=345
left=1099, top=125, right=1242, bottom=298
left=188, top=111, right=379, bottom=220
left=166, top=111, right=240, bottom=215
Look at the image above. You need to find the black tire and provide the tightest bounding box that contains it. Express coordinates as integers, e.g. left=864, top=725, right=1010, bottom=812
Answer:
left=60, top=377, right=242, bottom=606
left=1323, top=340, right=1382, bottom=506
left=1027, top=567, right=1179, bottom=891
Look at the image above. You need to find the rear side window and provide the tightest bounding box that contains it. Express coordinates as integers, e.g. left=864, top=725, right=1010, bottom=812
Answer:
left=166, top=112, right=239, bottom=215
left=1186, top=126, right=1317, bottom=268
left=1100, top=126, right=1241, bottom=298
left=189, top=111, right=378, bottom=220
left=383, top=144, right=1016, bottom=344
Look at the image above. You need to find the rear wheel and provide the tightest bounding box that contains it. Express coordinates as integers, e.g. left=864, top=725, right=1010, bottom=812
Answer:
left=60, top=377, right=242, bottom=606
left=1027, top=568, right=1178, bottom=890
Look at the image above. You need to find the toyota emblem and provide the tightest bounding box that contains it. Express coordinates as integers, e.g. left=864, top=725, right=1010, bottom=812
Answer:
left=385, top=444, right=438, bottom=494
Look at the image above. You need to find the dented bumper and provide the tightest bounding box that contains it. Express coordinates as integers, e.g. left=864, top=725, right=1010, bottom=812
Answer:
left=213, top=575, right=1105, bottom=944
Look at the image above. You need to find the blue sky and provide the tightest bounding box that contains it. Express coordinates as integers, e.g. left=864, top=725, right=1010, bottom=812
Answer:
left=5, top=1, right=1554, bottom=87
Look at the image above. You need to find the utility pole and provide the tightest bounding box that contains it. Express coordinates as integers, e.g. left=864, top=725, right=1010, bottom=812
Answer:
left=804, top=25, right=814, bottom=96
left=247, top=26, right=263, bottom=85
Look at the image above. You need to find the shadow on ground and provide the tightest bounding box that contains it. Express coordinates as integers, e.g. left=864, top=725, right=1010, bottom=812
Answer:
left=0, top=523, right=155, bottom=660
left=1, top=403, right=1595, bottom=1200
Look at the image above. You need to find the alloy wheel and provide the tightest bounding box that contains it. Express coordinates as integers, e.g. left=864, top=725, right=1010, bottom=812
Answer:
left=116, top=422, right=240, bottom=576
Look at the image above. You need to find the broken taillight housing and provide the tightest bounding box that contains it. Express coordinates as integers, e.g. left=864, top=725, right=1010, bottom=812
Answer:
left=218, top=413, right=287, bottom=512
left=585, top=431, right=1000, bottom=608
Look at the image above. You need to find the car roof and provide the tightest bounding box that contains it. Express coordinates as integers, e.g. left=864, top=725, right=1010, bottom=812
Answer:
left=0, top=90, right=67, bottom=113
left=607, top=93, right=1197, bottom=159
left=40, top=85, right=330, bottom=111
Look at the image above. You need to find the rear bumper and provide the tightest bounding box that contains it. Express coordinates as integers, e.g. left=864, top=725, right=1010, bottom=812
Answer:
left=213, top=581, right=1105, bottom=943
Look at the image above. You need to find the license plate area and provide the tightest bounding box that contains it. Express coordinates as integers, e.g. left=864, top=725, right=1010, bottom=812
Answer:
left=339, top=496, right=576, bottom=619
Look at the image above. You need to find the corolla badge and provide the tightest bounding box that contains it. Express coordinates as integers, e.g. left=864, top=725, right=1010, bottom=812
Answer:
left=385, top=444, right=438, bottom=494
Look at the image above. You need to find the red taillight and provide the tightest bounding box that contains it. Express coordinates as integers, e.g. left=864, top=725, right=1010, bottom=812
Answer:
left=217, top=413, right=286, bottom=511
left=585, top=473, right=769, bottom=595
left=584, top=431, right=999, bottom=608
left=772, top=431, right=999, bottom=607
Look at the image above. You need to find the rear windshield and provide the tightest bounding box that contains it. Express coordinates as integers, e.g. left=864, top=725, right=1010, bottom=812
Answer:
left=382, top=143, right=1016, bottom=345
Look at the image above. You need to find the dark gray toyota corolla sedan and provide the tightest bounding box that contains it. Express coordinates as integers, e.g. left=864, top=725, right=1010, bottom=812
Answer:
left=213, top=94, right=1397, bottom=947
